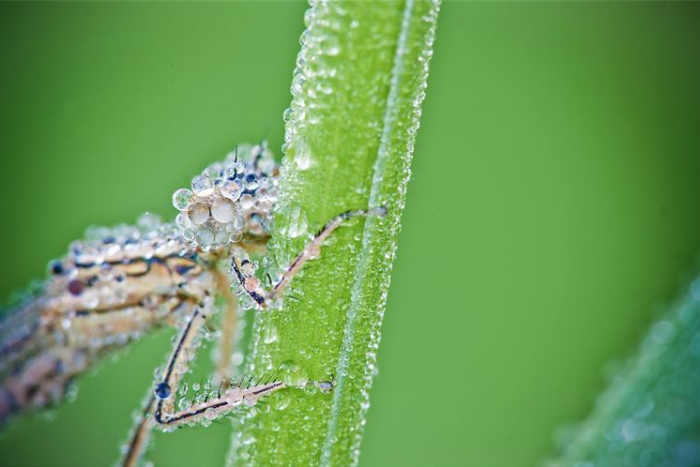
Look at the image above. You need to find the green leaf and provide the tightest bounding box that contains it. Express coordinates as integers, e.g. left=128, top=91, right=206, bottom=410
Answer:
left=544, top=275, right=700, bottom=467
left=228, top=1, right=440, bottom=466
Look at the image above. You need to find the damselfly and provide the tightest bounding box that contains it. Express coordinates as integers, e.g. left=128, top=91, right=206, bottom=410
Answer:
left=0, top=142, right=384, bottom=466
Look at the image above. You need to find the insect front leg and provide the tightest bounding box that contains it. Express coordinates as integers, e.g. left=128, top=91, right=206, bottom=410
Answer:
left=230, top=207, right=387, bottom=310
left=213, top=269, right=238, bottom=388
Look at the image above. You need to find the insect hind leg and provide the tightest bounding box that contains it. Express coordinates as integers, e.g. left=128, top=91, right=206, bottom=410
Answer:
left=119, top=297, right=208, bottom=466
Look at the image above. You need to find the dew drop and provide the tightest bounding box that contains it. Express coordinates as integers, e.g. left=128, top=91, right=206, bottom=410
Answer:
left=233, top=215, right=246, bottom=230
left=282, top=205, right=308, bottom=239
left=220, top=180, right=243, bottom=201
left=274, top=392, right=291, bottom=411
left=263, top=324, right=278, bottom=344
left=172, top=189, right=193, bottom=211
left=191, top=175, right=214, bottom=197
left=211, top=198, right=236, bottom=223
left=188, top=205, right=209, bottom=225
left=195, top=228, right=214, bottom=248
left=278, top=360, right=307, bottom=387
left=240, top=194, right=255, bottom=210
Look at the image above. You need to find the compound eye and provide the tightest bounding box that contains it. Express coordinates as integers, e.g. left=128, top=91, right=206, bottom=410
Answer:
left=154, top=382, right=172, bottom=400
left=49, top=260, right=64, bottom=275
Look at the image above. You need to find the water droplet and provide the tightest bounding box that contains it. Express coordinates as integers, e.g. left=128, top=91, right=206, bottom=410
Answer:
left=233, top=215, right=246, bottom=230
left=191, top=175, right=214, bottom=197
left=278, top=360, right=307, bottom=387
left=322, top=36, right=341, bottom=56
left=280, top=205, right=308, bottom=239
left=263, top=324, right=278, bottom=344
left=188, top=204, right=209, bottom=225
left=274, top=392, right=290, bottom=411
left=240, top=194, right=255, bottom=210
left=195, top=228, right=214, bottom=248
left=220, top=180, right=243, bottom=201
left=176, top=212, right=193, bottom=229
left=172, top=189, right=193, bottom=211
left=203, top=166, right=220, bottom=180
left=211, top=198, right=236, bottom=223
left=214, top=230, right=231, bottom=245
left=243, top=394, right=258, bottom=407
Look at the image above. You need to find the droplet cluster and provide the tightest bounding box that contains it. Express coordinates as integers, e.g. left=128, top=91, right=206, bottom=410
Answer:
left=172, top=143, right=278, bottom=250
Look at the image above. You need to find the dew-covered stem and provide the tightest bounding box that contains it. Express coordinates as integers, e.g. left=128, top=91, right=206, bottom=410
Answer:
left=228, top=1, right=440, bottom=466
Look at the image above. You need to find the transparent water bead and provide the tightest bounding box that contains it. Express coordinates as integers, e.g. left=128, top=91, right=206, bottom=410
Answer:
left=188, top=205, right=209, bottom=225
left=211, top=199, right=236, bottom=223
left=214, top=230, right=231, bottom=245
left=203, top=165, right=221, bottom=181
left=240, top=194, right=255, bottom=210
left=191, top=175, right=214, bottom=197
left=274, top=392, right=291, bottom=411
left=195, top=228, right=214, bottom=249
left=220, top=180, right=243, bottom=201
left=280, top=205, right=308, bottom=239
left=263, top=324, right=278, bottom=344
left=176, top=212, right=192, bottom=229
left=172, top=189, right=193, bottom=211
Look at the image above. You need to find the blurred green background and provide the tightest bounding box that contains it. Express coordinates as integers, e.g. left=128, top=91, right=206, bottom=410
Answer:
left=1, top=2, right=699, bottom=466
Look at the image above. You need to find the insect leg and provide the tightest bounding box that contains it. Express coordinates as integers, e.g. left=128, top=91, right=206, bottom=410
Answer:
left=153, top=379, right=287, bottom=428
left=231, top=207, right=387, bottom=310
left=120, top=394, right=155, bottom=467
left=153, top=376, right=334, bottom=429
left=213, top=269, right=237, bottom=387
left=119, top=297, right=206, bottom=466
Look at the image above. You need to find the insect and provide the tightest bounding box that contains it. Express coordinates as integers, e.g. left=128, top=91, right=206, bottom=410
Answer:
left=0, top=142, right=385, bottom=466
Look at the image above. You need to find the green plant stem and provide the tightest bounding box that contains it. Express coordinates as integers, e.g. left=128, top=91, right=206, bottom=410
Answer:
left=228, top=1, right=440, bottom=466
